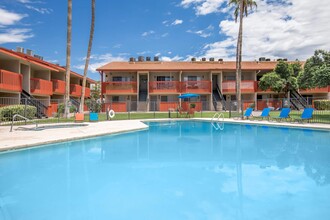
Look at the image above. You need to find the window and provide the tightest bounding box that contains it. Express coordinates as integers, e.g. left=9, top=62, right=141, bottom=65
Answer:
left=224, top=76, right=236, bottom=81
left=112, top=96, right=119, bottom=102
left=160, top=96, right=168, bottom=102
left=157, top=76, right=171, bottom=81
left=113, top=76, right=131, bottom=82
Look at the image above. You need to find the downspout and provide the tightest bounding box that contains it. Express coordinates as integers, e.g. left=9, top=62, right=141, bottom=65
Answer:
left=99, top=70, right=104, bottom=112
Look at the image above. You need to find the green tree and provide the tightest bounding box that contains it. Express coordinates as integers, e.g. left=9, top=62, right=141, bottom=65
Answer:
left=64, top=0, right=72, bottom=118
left=298, top=50, right=330, bottom=89
left=229, top=0, right=257, bottom=112
left=259, top=61, right=298, bottom=97
left=80, top=0, right=95, bottom=112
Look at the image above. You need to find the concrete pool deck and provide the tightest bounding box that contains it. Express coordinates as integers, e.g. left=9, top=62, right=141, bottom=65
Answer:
left=0, top=119, right=329, bottom=152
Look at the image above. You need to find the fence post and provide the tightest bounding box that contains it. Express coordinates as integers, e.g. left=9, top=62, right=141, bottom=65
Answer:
left=24, top=98, right=27, bottom=118
left=241, top=101, right=244, bottom=119
left=229, top=101, right=232, bottom=118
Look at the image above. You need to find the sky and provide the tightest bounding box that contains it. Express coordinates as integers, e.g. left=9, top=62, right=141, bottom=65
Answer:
left=1, top=0, right=330, bottom=80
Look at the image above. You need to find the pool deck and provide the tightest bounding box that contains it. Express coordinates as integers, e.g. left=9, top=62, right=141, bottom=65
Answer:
left=0, top=119, right=329, bottom=152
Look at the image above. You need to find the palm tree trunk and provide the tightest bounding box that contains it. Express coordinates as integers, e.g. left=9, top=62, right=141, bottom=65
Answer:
left=235, top=0, right=244, bottom=113
left=80, top=0, right=95, bottom=113
left=64, top=0, right=72, bottom=119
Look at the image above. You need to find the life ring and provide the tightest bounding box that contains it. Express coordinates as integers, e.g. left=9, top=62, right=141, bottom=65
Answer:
left=108, top=109, right=115, bottom=118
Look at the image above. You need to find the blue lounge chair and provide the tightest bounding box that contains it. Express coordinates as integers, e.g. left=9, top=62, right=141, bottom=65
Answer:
left=253, top=108, right=271, bottom=120
left=244, top=108, right=253, bottom=119
left=293, top=108, right=314, bottom=123
left=271, top=108, right=291, bottom=121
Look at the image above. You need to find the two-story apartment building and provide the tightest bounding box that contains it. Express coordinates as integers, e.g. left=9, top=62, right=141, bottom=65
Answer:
left=0, top=47, right=96, bottom=117
left=97, top=57, right=330, bottom=112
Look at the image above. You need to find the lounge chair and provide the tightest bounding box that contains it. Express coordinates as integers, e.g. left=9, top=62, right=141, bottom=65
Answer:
left=177, top=107, right=188, bottom=118
left=75, top=113, right=84, bottom=122
left=253, top=108, right=271, bottom=120
left=243, top=108, right=253, bottom=119
left=292, top=108, right=314, bottom=123
left=271, top=108, right=291, bottom=121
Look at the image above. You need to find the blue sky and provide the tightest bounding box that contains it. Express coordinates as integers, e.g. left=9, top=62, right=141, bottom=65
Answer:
left=1, top=0, right=330, bottom=80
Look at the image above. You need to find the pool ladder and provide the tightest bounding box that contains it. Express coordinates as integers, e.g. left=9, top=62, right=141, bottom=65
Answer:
left=10, top=114, right=38, bottom=132
left=211, top=112, right=225, bottom=130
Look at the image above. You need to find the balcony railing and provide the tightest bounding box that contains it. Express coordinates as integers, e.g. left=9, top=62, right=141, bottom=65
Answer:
left=30, top=78, right=53, bottom=96
left=299, top=86, right=330, bottom=93
left=102, top=81, right=137, bottom=94
left=149, top=81, right=180, bottom=93
left=70, top=84, right=82, bottom=97
left=181, top=81, right=211, bottom=93
left=52, top=79, right=65, bottom=94
left=85, top=87, right=91, bottom=97
left=222, top=80, right=257, bottom=93
left=0, top=69, right=22, bottom=92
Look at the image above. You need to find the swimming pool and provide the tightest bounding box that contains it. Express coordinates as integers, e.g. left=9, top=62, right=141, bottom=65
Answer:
left=0, top=121, right=329, bottom=220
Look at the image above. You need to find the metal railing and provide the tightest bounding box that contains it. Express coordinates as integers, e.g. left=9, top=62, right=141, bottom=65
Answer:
left=0, top=97, right=329, bottom=124
left=10, top=114, right=38, bottom=132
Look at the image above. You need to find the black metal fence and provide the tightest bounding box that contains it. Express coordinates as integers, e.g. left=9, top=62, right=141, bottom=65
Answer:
left=1, top=97, right=329, bottom=125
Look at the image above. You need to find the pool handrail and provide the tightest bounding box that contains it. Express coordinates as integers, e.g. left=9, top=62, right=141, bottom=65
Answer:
left=10, top=114, right=38, bottom=132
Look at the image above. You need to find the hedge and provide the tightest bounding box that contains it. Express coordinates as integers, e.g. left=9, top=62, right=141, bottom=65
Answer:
left=0, top=105, right=37, bottom=121
left=314, top=100, right=330, bottom=110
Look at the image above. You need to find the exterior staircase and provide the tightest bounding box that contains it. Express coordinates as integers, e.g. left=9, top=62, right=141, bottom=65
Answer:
left=212, top=84, right=226, bottom=111
left=290, top=89, right=307, bottom=110
left=21, top=90, right=48, bottom=118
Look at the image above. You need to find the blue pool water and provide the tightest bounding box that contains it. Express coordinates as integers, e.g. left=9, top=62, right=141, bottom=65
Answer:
left=0, top=121, right=330, bottom=220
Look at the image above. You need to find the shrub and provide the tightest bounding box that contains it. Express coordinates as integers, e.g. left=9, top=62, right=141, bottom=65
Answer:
left=314, top=100, right=330, bottom=110
left=85, top=99, right=102, bottom=113
left=248, top=102, right=255, bottom=109
left=0, top=105, right=37, bottom=121
left=57, top=103, right=76, bottom=114
left=190, top=103, right=196, bottom=108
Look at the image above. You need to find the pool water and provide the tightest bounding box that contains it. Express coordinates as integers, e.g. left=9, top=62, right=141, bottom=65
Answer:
left=0, top=121, right=330, bottom=220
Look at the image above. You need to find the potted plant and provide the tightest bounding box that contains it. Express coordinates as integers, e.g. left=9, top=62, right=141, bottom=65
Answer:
left=190, top=103, right=196, bottom=109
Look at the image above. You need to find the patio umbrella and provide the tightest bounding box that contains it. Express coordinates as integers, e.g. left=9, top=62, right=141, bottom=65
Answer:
left=178, top=93, right=200, bottom=99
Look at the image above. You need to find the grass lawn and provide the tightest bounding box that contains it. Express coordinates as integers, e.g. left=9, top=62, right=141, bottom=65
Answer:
left=2, top=110, right=330, bottom=126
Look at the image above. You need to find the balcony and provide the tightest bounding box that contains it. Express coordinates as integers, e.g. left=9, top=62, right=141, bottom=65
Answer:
left=149, top=81, right=180, bottom=94
left=69, top=84, right=91, bottom=97
left=181, top=81, right=211, bottom=93
left=299, top=86, right=330, bottom=93
left=222, top=80, right=257, bottom=93
left=102, top=81, right=137, bottom=95
left=30, top=78, right=53, bottom=96
left=70, top=84, right=82, bottom=97
left=0, top=69, right=22, bottom=93
left=52, top=79, right=65, bottom=95
left=85, top=87, right=91, bottom=97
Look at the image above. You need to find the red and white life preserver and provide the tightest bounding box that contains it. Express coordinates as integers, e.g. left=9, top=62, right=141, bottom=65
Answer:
left=108, top=109, right=115, bottom=118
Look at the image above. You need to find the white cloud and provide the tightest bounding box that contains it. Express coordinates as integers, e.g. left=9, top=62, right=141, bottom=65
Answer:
left=161, top=33, right=169, bottom=37
left=113, top=44, right=122, bottom=49
left=161, top=55, right=183, bottom=61
left=141, top=30, right=155, bottom=37
left=180, top=0, right=227, bottom=15
left=181, top=0, right=204, bottom=8
left=198, top=0, right=330, bottom=60
left=171, top=19, right=183, bottom=26
left=155, top=52, right=161, bottom=56
left=74, top=53, right=127, bottom=73
left=25, top=5, right=52, bottom=14
left=187, top=25, right=214, bottom=38
left=0, top=29, right=33, bottom=44
left=0, top=8, right=27, bottom=26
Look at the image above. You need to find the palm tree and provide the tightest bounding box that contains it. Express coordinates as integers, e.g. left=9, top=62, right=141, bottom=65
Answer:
left=79, top=0, right=95, bottom=112
left=228, top=0, right=257, bottom=112
left=64, top=0, right=72, bottom=118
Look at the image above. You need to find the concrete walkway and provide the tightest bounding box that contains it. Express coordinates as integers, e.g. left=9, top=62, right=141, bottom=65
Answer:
left=0, top=119, right=329, bottom=152
left=0, top=120, right=148, bottom=152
